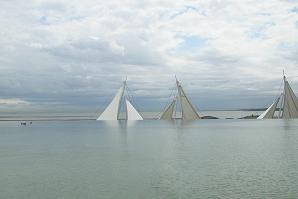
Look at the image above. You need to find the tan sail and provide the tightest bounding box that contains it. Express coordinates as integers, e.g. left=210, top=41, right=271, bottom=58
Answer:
left=258, top=74, right=298, bottom=119
left=257, top=96, right=280, bottom=119
left=160, top=99, right=176, bottom=120
left=176, top=80, right=201, bottom=120
left=282, top=77, right=298, bottom=118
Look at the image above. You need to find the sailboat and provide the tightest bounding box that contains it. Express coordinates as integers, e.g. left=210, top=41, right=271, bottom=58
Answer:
left=258, top=73, right=298, bottom=119
left=97, top=80, right=143, bottom=120
left=160, top=78, right=201, bottom=120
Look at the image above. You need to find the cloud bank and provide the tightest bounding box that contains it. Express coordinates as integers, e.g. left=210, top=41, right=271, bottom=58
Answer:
left=0, top=0, right=298, bottom=112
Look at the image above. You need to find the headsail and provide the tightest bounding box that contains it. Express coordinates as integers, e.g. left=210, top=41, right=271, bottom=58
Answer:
left=160, top=99, right=176, bottom=120
left=282, top=77, right=298, bottom=118
left=126, top=99, right=143, bottom=120
left=176, top=80, right=201, bottom=120
left=257, top=96, right=280, bottom=119
left=97, top=84, right=125, bottom=120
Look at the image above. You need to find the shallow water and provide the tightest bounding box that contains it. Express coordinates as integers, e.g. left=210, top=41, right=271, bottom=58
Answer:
left=0, top=120, right=298, bottom=198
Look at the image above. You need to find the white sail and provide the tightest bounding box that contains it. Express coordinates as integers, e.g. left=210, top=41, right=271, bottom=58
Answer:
left=282, top=78, right=298, bottom=118
left=160, top=99, right=176, bottom=120
left=257, top=97, right=280, bottom=119
left=125, top=99, right=143, bottom=120
left=97, top=84, right=125, bottom=120
left=176, top=80, right=200, bottom=120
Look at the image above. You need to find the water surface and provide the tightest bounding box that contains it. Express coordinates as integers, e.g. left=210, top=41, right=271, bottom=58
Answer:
left=0, top=120, right=297, bottom=198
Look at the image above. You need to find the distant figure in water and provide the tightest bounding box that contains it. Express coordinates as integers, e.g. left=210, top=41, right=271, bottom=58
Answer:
left=21, top=122, right=26, bottom=125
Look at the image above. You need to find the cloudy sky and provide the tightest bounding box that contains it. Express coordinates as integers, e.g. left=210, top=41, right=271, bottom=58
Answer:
left=0, top=0, right=298, bottom=113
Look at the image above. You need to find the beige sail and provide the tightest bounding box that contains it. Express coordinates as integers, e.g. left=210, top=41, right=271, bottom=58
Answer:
left=176, top=80, right=200, bottom=120
left=258, top=74, right=298, bottom=119
left=126, top=99, right=143, bottom=120
left=160, top=99, right=176, bottom=120
left=97, top=84, right=125, bottom=120
left=282, top=77, right=298, bottom=118
left=257, top=97, right=280, bottom=119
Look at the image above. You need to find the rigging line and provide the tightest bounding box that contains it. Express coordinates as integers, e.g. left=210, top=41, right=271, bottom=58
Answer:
left=262, top=77, right=284, bottom=109
left=275, top=77, right=284, bottom=100
left=155, top=83, right=177, bottom=119
left=155, top=87, right=176, bottom=119
left=125, top=84, right=133, bottom=101
left=125, top=85, right=141, bottom=112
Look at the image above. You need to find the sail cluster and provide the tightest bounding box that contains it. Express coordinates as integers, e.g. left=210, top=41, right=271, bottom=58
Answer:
left=159, top=80, right=200, bottom=120
left=97, top=75, right=298, bottom=121
left=97, top=81, right=143, bottom=120
left=258, top=76, right=298, bottom=119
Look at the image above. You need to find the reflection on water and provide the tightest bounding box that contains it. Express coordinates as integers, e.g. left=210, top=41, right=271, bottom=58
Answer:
left=0, top=120, right=298, bottom=198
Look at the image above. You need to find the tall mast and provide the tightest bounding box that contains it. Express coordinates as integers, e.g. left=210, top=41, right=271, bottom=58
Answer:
left=117, top=80, right=126, bottom=120
left=280, top=70, right=286, bottom=118
left=278, top=71, right=285, bottom=118
left=123, top=79, right=127, bottom=120
left=175, top=76, right=182, bottom=119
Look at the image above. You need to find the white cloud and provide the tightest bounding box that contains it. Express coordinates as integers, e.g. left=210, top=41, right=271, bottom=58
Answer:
left=0, top=98, right=30, bottom=105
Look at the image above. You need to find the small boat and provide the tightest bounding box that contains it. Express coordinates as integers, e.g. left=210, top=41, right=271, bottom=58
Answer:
left=97, top=80, right=143, bottom=121
left=160, top=77, right=201, bottom=120
left=258, top=72, right=298, bottom=119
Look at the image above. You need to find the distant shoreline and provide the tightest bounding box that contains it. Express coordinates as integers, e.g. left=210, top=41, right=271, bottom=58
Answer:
left=0, top=110, right=264, bottom=121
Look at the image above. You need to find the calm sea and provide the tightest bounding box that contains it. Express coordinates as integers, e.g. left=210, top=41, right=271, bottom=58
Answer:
left=0, top=119, right=298, bottom=198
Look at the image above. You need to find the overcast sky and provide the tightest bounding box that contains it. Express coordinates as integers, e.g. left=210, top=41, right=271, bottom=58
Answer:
left=0, top=0, right=298, bottom=113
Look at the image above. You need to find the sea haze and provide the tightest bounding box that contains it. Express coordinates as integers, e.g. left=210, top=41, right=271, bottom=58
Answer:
left=0, top=119, right=297, bottom=198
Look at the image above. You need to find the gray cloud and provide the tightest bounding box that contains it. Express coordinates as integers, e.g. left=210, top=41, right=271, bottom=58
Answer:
left=1, top=0, right=298, bottom=113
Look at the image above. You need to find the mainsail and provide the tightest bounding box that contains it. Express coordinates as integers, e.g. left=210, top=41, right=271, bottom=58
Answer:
left=97, top=84, right=125, bottom=120
left=126, top=99, right=143, bottom=120
left=97, top=81, right=143, bottom=120
left=176, top=80, right=201, bottom=120
left=258, top=74, right=298, bottom=119
left=160, top=99, right=176, bottom=120
left=282, top=77, right=298, bottom=118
